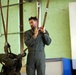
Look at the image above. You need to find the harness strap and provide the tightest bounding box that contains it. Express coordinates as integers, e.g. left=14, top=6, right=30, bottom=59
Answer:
left=0, top=0, right=11, bottom=53
left=37, top=0, right=40, bottom=27
left=5, top=0, right=9, bottom=43
left=42, top=0, right=50, bottom=27
left=0, top=0, right=6, bottom=41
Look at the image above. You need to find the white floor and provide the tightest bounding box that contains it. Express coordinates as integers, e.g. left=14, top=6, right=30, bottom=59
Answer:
left=21, top=73, right=26, bottom=75
left=21, top=61, right=62, bottom=75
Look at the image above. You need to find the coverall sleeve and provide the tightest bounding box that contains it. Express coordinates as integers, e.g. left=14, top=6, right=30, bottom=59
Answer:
left=42, top=30, right=52, bottom=45
left=24, top=31, right=36, bottom=47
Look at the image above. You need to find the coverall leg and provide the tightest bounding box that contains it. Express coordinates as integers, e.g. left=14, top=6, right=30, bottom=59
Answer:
left=26, top=52, right=45, bottom=75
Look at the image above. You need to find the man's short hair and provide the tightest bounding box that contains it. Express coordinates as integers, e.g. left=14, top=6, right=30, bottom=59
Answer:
left=29, top=16, right=38, bottom=21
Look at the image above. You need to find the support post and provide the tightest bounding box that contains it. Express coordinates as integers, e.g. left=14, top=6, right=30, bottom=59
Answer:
left=19, top=0, right=24, bottom=53
left=19, top=0, right=25, bottom=66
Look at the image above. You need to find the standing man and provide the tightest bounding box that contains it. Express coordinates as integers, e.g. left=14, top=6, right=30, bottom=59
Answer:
left=24, top=16, right=52, bottom=75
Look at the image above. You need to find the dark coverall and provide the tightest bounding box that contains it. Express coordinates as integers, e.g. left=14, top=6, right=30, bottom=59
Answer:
left=24, top=29, right=51, bottom=75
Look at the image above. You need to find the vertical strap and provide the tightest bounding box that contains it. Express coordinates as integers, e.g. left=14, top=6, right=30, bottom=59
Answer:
left=0, top=0, right=11, bottom=53
left=5, top=0, right=9, bottom=43
left=37, top=0, right=40, bottom=28
left=42, top=0, right=50, bottom=27
left=0, top=0, right=7, bottom=42
left=0, top=0, right=9, bottom=43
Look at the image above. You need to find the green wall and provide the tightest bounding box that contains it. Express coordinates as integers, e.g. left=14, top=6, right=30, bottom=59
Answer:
left=0, top=0, right=76, bottom=69
left=41, top=0, right=76, bottom=58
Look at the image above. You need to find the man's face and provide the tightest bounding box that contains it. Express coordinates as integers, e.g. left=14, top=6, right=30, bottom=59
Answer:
left=29, top=19, right=38, bottom=29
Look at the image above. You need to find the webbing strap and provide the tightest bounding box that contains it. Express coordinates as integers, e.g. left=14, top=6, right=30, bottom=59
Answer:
left=42, top=0, right=50, bottom=27
left=0, top=0, right=6, bottom=42
left=0, top=0, right=9, bottom=43
left=0, top=0, right=11, bottom=53
left=37, top=0, right=40, bottom=28
left=5, top=0, right=9, bottom=43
